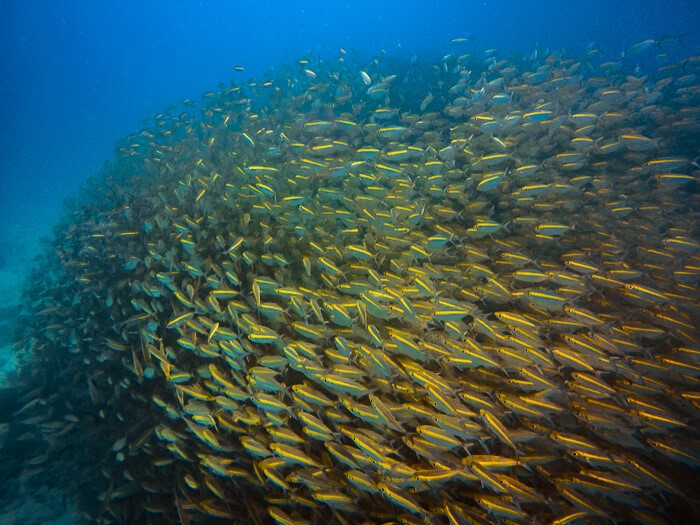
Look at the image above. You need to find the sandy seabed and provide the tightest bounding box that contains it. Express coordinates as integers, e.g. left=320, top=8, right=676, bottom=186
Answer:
left=0, top=217, right=76, bottom=525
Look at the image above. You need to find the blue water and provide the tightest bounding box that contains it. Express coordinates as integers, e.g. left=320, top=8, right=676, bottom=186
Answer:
left=0, top=1, right=698, bottom=521
left=1, top=0, right=698, bottom=233
left=0, top=0, right=697, bottom=410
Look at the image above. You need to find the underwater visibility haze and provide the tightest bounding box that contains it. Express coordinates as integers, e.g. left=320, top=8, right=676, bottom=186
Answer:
left=0, top=1, right=699, bottom=523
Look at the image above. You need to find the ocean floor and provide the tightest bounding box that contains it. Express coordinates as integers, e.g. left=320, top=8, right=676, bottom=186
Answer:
left=0, top=493, right=77, bottom=525
left=0, top=215, right=77, bottom=524
left=0, top=220, right=44, bottom=377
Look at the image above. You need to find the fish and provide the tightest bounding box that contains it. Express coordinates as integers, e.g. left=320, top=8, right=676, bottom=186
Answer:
left=6, top=34, right=700, bottom=525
